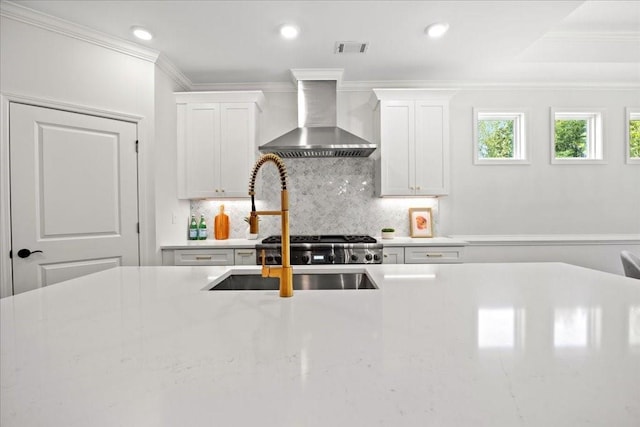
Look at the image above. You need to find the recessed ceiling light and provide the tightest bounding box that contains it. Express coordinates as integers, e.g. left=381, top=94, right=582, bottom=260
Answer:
left=280, top=24, right=300, bottom=40
left=425, top=22, right=449, bottom=38
left=131, top=26, right=153, bottom=41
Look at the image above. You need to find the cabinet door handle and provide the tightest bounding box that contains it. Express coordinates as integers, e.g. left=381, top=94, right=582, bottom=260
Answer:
left=416, top=186, right=421, bottom=190
left=236, top=251, right=253, bottom=255
left=383, top=254, right=388, bottom=258
left=195, top=255, right=213, bottom=260
left=426, top=253, right=443, bottom=258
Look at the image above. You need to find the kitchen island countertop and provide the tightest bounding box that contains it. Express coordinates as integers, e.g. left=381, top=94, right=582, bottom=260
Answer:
left=1, top=263, right=639, bottom=426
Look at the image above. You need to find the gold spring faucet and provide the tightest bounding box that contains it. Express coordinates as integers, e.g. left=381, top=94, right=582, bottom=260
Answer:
left=248, top=153, right=293, bottom=297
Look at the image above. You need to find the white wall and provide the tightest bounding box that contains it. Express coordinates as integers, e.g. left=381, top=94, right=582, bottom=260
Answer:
left=444, top=88, right=640, bottom=236
left=0, top=18, right=155, bottom=119
left=190, top=87, right=639, bottom=243
left=154, top=66, right=190, bottom=248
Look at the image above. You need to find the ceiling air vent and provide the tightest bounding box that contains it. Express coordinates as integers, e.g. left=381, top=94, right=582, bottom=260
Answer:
left=335, top=41, right=368, bottom=54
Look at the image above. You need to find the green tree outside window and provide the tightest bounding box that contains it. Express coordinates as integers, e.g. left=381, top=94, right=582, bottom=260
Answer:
left=630, top=119, right=640, bottom=158
left=478, top=120, right=514, bottom=158
left=555, top=119, right=587, bottom=158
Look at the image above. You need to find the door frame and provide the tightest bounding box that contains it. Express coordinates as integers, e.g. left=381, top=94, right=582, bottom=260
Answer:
left=0, top=92, right=153, bottom=298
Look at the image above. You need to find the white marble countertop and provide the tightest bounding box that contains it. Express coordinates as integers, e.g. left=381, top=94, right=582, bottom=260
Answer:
left=161, top=238, right=259, bottom=249
left=2, top=263, right=639, bottom=426
left=161, top=236, right=468, bottom=249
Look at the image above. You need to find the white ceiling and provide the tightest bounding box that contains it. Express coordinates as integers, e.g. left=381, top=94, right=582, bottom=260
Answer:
left=7, top=0, right=640, bottom=86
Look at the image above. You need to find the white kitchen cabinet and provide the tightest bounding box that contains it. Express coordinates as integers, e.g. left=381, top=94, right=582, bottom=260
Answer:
left=382, top=247, right=404, bottom=264
left=176, top=91, right=265, bottom=199
left=162, top=247, right=258, bottom=266
left=370, top=89, right=455, bottom=196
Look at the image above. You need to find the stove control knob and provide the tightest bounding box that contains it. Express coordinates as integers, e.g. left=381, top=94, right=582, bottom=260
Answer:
left=275, top=256, right=282, bottom=264
left=373, top=254, right=381, bottom=261
left=365, top=254, right=373, bottom=261
left=326, top=254, right=335, bottom=263
left=351, top=254, right=358, bottom=262
left=301, top=255, right=310, bottom=264
left=266, top=255, right=274, bottom=263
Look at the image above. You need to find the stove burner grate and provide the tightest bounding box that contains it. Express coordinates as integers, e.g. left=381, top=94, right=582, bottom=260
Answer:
left=261, top=235, right=377, bottom=244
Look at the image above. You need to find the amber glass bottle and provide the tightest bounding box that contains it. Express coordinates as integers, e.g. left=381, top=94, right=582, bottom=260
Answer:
left=214, top=205, right=229, bottom=240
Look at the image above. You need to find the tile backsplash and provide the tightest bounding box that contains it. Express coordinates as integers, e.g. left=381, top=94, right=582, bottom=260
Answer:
left=191, top=158, right=438, bottom=239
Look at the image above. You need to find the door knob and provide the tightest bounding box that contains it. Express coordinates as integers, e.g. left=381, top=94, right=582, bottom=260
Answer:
left=17, top=249, right=43, bottom=258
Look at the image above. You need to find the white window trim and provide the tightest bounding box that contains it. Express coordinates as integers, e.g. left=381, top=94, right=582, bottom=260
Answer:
left=473, top=108, right=530, bottom=165
left=551, top=108, right=606, bottom=165
left=626, top=107, right=640, bottom=165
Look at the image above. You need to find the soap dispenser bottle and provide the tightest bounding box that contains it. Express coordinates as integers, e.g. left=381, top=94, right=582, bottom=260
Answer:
left=214, top=205, right=229, bottom=240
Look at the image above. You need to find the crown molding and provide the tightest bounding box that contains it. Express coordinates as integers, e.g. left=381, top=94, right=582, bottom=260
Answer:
left=338, top=80, right=640, bottom=91
left=155, top=54, right=191, bottom=91
left=189, top=81, right=296, bottom=93
left=0, top=1, right=159, bottom=63
left=184, top=79, right=640, bottom=93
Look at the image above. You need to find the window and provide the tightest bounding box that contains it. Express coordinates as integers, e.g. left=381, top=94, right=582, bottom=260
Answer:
left=473, top=109, right=528, bottom=164
left=551, top=109, right=604, bottom=164
left=627, top=108, right=640, bottom=164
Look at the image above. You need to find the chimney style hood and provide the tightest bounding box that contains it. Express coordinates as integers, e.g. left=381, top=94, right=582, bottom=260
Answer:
left=259, top=69, right=376, bottom=158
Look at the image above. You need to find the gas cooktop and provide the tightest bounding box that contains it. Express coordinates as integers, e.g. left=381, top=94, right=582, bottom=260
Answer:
left=257, top=234, right=382, bottom=265
left=261, top=235, right=377, bottom=244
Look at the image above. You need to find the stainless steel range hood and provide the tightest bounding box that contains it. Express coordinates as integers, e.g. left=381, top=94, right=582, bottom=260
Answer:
left=259, top=71, right=376, bottom=158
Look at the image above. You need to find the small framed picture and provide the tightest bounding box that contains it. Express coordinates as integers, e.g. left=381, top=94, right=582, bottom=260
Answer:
left=409, top=208, right=433, bottom=238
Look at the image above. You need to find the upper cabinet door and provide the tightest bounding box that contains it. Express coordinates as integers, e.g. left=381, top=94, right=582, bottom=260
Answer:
left=371, top=89, right=454, bottom=197
left=219, top=103, right=257, bottom=197
left=415, top=101, right=448, bottom=195
left=176, top=91, right=264, bottom=199
left=379, top=101, right=415, bottom=196
left=185, top=103, right=221, bottom=199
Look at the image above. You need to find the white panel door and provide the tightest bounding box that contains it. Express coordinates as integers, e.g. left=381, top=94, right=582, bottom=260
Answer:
left=9, top=103, right=139, bottom=294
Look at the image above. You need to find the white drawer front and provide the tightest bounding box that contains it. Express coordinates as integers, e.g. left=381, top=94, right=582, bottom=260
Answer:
left=173, top=249, right=234, bottom=266
left=404, top=247, right=463, bottom=264
left=234, top=249, right=257, bottom=265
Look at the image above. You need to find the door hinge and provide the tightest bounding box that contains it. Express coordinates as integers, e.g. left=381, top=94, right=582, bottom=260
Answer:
left=136, top=223, right=140, bottom=234
left=135, top=140, right=139, bottom=153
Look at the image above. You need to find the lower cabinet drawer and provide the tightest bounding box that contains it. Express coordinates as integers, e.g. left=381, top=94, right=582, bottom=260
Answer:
left=234, top=249, right=257, bottom=265
left=404, top=247, right=463, bottom=264
left=173, top=249, right=234, bottom=266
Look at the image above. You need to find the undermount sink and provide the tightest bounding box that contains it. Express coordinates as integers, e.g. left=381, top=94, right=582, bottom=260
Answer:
left=209, top=273, right=377, bottom=291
